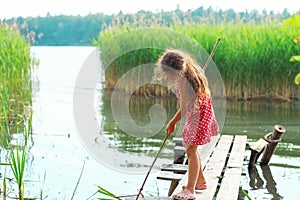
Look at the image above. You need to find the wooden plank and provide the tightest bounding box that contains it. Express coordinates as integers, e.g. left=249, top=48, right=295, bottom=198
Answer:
left=173, top=137, right=183, bottom=146
left=231, top=135, right=247, bottom=153
left=215, top=135, right=247, bottom=200
left=158, top=135, right=220, bottom=189
left=216, top=173, right=242, bottom=200
left=161, top=164, right=188, bottom=173
left=171, top=135, right=234, bottom=200
left=157, top=171, right=185, bottom=181
left=174, top=146, right=186, bottom=164
left=227, top=135, right=247, bottom=168
left=199, top=135, right=233, bottom=200
left=250, top=137, right=268, bottom=152
left=199, top=135, right=220, bottom=163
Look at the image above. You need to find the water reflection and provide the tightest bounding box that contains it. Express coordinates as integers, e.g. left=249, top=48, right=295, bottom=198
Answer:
left=99, top=89, right=178, bottom=158
left=248, top=165, right=283, bottom=200
left=100, top=88, right=300, bottom=158
left=223, top=101, right=300, bottom=158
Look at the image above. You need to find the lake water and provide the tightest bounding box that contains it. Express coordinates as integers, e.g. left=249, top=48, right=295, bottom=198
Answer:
left=2, top=46, right=299, bottom=199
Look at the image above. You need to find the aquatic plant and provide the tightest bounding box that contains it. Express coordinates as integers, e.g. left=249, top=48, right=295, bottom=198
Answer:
left=87, top=185, right=122, bottom=200
left=95, top=21, right=299, bottom=100
left=71, top=161, right=85, bottom=200
left=9, top=112, right=32, bottom=200
left=242, top=189, right=252, bottom=200
left=0, top=24, right=34, bottom=200
left=0, top=25, right=33, bottom=144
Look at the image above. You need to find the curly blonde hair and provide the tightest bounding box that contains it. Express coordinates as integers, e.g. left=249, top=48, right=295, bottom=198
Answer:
left=158, top=49, right=211, bottom=100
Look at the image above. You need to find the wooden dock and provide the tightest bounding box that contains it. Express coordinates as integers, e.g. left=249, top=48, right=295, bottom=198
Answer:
left=157, top=134, right=247, bottom=200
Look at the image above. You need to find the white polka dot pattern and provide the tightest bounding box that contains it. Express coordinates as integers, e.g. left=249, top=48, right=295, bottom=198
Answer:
left=182, top=96, right=219, bottom=146
left=174, top=83, right=219, bottom=146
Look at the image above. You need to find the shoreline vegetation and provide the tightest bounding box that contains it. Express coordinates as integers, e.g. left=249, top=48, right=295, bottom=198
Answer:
left=0, top=25, right=33, bottom=138
left=1, top=7, right=299, bottom=102
left=95, top=23, right=299, bottom=102
left=0, top=24, right=34, bottom=199
left=1, top=7, right=300, bottom=102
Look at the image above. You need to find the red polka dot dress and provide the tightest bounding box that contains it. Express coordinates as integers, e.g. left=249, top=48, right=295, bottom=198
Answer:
left=175, top=85, right=219, bottom=146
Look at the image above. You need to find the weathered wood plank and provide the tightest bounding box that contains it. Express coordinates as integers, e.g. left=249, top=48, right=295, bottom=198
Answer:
left=227, top=135, right=247, bottom=168
left=198, top=135, right=233, bottom=200
left=174, top=146, right=186, bottom=164
left=157, top=172, right=185, bottom=181
left=161, top=164, right=188, bottom=173
left=158, top=134, right=249, bottom=200
left=231, top=135, right=247, bottom=153
left=171, top=135, right=234, bottom=200
left=199, top=135, right=219, bottom=162
left=215, top=135, right=247, bottom=200
left=216, top=173, right=242, bottom=200
left=173, top=137, right=183, bottom=147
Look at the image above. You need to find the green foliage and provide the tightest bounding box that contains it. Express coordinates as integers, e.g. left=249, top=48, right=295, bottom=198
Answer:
left=1, top=7, right=294, bottom=46
left=295, top=73, right=300, bottom=85
left=95, top=23, right=299, bottom=100
left=284, top=15, right=300, bottom=85
left=10, top=142, right=26, bottom=199
left=0, top=26, right=33, bottom=153
left=0, top=25, right=33, bottom=145
left=9, top=112, right=32, bottom=200
left=87, top=185, right=122, bottom=200
left=283, top=15, right=300, bottom=28
left=95, top=185, right=121, bottom=200
left=0, top=24, right=33, bottom=200
left=242, top=189, right=252, bottom=200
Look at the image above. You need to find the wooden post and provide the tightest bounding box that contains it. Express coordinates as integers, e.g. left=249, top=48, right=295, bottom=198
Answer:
left=260, top=125, right=286, bottom=165
left=248, top=137, right=269, bottom=168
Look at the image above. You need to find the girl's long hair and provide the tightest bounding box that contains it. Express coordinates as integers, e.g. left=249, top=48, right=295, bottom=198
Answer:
left=158, top=49, right=211, bottom=102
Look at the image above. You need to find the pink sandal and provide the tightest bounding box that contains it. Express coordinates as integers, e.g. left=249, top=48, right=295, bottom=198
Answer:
left=195, top=183, right=207, bottom=190
left=182, top=183, right=207, bottom=191
left=173, top=190, right=195, bottom=200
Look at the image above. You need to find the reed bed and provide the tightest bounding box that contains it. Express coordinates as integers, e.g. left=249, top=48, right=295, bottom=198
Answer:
left=0, top=24, right=33, bottom=199
left=95, top=22, right=300, bottom=101
left=0, top=25, right=33, bottom=140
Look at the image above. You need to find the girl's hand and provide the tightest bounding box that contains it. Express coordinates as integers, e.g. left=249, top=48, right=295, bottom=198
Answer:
left=166, top=121, right=176, bottom=136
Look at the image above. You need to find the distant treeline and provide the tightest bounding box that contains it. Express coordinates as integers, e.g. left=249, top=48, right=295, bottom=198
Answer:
left=0, top=6, right=295, bottom=46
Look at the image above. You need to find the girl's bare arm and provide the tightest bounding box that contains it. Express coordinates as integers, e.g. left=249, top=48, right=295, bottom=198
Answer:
left=166, top=80, right=189, bottom=136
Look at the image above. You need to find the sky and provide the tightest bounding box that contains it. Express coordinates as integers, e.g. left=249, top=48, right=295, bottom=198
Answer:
left=0, top=0, right=299, bottom=19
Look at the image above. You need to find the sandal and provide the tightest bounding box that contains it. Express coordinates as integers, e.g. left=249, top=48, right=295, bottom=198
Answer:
left=173, top=189, right=195, bottom=200
left=195, top=183, right=207, bottom=190
left=182, top=183, right=207, bottom=191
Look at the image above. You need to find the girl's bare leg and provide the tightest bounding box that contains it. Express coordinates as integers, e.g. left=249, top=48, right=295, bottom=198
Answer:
left=185, top=145, right=199, bottom=194
left=196, top=151, right=206, bottom=185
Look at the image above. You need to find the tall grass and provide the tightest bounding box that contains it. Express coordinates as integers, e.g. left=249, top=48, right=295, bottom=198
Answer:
left=94, top=22, right=299, bottom=101
left=175, top=23, right=299, bottom=100
left=0, top=24, right=34, bottom=199
left=0, top=25, right=33, bottom=138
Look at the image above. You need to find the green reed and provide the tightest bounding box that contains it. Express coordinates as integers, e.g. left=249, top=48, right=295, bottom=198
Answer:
left=94, top=22, right=299, bottom=100
left=0, top=25, right=33, bottom=137
left=9, top=135, right=27, bottom=200
left=175, top=23, right=299, bottom=100
left=0, top=24, right=33, bottom=199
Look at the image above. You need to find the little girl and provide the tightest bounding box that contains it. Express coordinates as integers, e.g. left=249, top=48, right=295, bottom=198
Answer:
left=157, top=49, right=219, bottom=200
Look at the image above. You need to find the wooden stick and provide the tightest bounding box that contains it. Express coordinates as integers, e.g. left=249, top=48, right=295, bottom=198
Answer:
left=136, top=135, right=169, bottom=200
left=203, top=38, right=221, bottom=71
